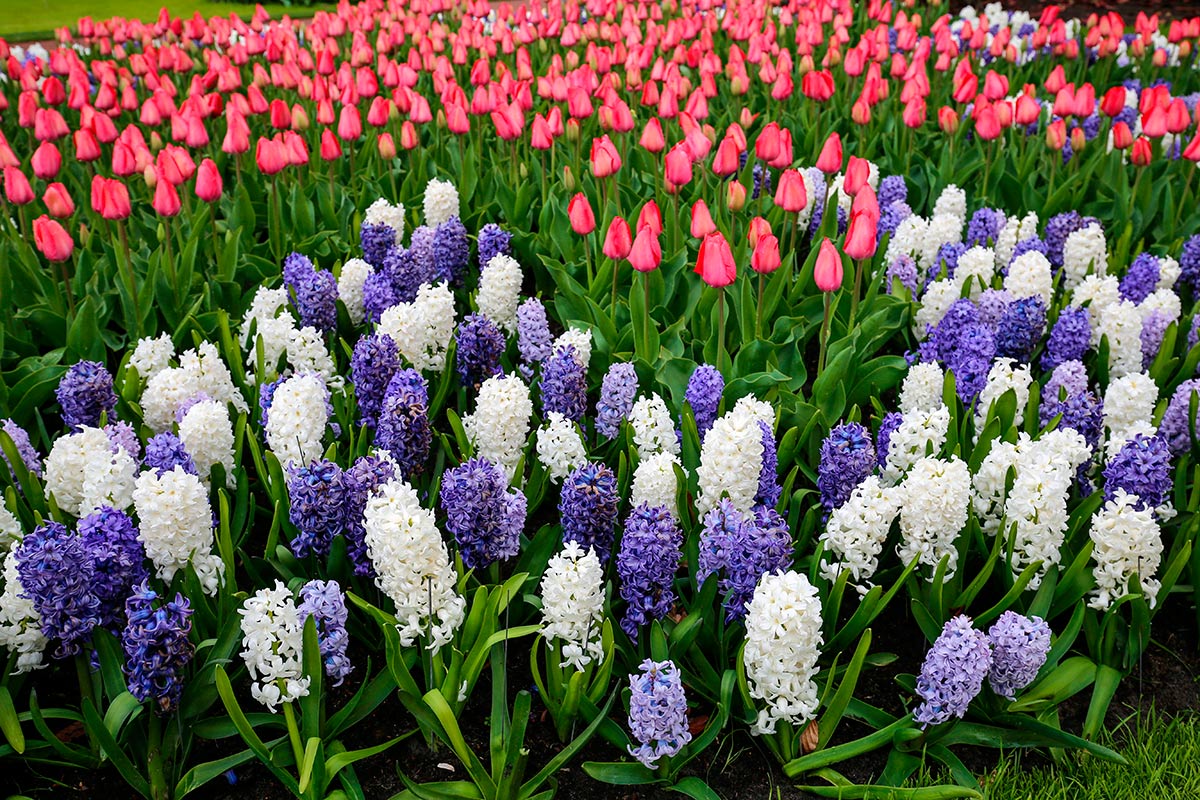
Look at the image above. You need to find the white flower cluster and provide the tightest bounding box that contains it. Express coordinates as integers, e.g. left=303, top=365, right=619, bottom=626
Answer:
left=1089, top=489, right=1163, bottom=611
left=972, top=439, right=1022, bottom=536
left=0, top=549, right=47, bottom=673
left=337, top=258, right=371, bottom=325
left=363, top=479, right=465, bottom=653
left=0, top=499, right=19, bottom=552
left=43, top=426, right=137, bottom=518
left=897, top=456, right=970, bottom=579
left=1004, top=251, right=1053, bottom=304
left=918, top=214, right=964, bottom=273
left=974, top=358, right=1032, bottom=432
left=696, top=398, right=767, bottom=515
left=365, top=198, right=406, bottom=238
left=994, top=211, right=1039, bottom=271
left=914, top=279, right=961, bottom=335
left=477, top=254, right=523, bottom=334
left=743, top=571, right=823, bottom=735
left=882, top=403, right=950, bottom=485
left=631, top=452, right=682, bottom=516
left=819, top=475, right=904, bottom=591
left=539, top=542, right=605, bottom=671
left=1061, top=223, right=1107, bottom=291
left=422, top=178, right=460, bottom=227
left=463, top=375, right=532, bottom=480
left=141, top=342, right=247, bottom=433
left=629, top=394, right=679, bottom=459
left=265, top=372, right=328, bottom=468
left=899, top=362, right=946, bottom=415
left=884, top=215, right=927, bottom=267
left=954, top=246, right=997, bottom=298
left=932, top=184, right=967, bottom=222
left=1103, top=371, right=1159, bottom=455
left=239, top=581, right=311, bottom=712
left=536, top=412, right=587, bottom=482
left=240, top=286, right=294, bottom=375
left=286, top=326, right=337, bottom=383
left=178, top=397, right=236, bottom=485
left=379, top=282, right=456, bottom=372
left=554, top=327, right=593, bottom=370
left=133, top=466, right=225, bottom=595
left=128, top=333, right=175, bottom=382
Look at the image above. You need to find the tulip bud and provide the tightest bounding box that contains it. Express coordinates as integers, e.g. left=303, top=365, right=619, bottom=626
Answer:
left=602, top=216, right=633, bottom=260
left=726, top=180, right=747, bottom=211
left=378, top=132, right=397, bottom=159
left=1069, top=126, right=1086, bottom=153
left=33, top=214, right=74, bottom=262
left=42, top=182, right=74, bottom=218
left=565, top=118, right=581, bottom=142
left=562, top=165, right=576, bottom=192
left=814, top=238, right=844, bottom=292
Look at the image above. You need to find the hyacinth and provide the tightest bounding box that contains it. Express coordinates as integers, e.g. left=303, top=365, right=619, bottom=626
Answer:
left=297, top=580, right=353, bottom=686
left=1119, top=253, right=1160, bottom=304
left=975, top=358, right=1033, bottom=431
left=77, top=506, right=148, bottom=628
left=1062, top=223, right=1108, bottom=291
left=516, top=297, right=553, bottom=366
left=986, top=612, right=1051, bottom=700
left=886, top=255, right=919, bottom=296
left=536, top=412, right=587, bottom=482
left=757, top=421, right=781, bottom=509
left=106, top=421, right=141, bottom=462
left=1102, top=371, right=1159, bottom=448
left=128, top=333, right=176, bottom=382
left=877, top=174, right=908, bottom=208
left=596, top=362, right=639, bottom=440
left=881, top=405, right=950, bottom=484
left=630, top=394, right=680, bottom=459
left=914, top=616, right=992, bottom=728
left=342, top=454, right=397, bottom=577
left=439, top=457, right=526, bottom=570
left=559, top=463, right=619, bottom=562
left=122, top=581, right=194, bottom=714
left=177, top=398, right=235, bottom=485
left=142, top=432, right=197, bottom=477
left=287, top=459, right=346, bottom=558
left=1103, top=434, right=1172, bottom=511
left=351, top=335, right=400, bottom=431
left=43, top=426, right=137, bottom=518
left=899, top=362, right=946, bottom=415
left=876, top=412, right=903, bottom=469
left=804, top=168, right=827, bottom=235
left=897, top=456, right=970, bottom=579
left=1044, top=211, right=1088, bottom=269
left=372, top=247, right=411, bottom=309
left=477, top=223, right=512, bottom=271
left=408, top=225, right=437, bottom=282
left=540, top=345, right=588, bottom=422
left=0, top=547, right=48, bottom=672
left=696, top=400, right=770, bottom=515
left=378, top=282, right=456, bottom=372
left=239, top=582, right=311, bottom=711
left=554, top=328, right=594, bottom=370
left=363, top=478, right=465, bottom=652
left=133, top=466, right=224, bottom=596
left=617, top=503, right=682, bottom=642
left=14, top=522, right=101, bottom=658
left=697, top=501, right=793, bottom=621
left=1041, top=306, right=1091, bottom=371
left=0, top=500, right=19, bottom=552
left=743, top=571, right=823, bottom=735
left=477, top=254, right=523, bottom=334
left=627, top=659, right=692, bottom=769
left=1181, top=233, right=1200, bottom=292
left=1159, top=379, right=1200, bottom=455
left=1141, top=309, right=1173, bottom=370
left=818, top=423, right=877, bottom=512
left=1, top=418, right=42, bottom=479
left=966, top=207, right=1006, bottom=247
left=685, top=364, right=724, bottom=438
left=455, top=313, right=506, bottom=387
left=285, top=328, right=337, bottom=389
left=433, top=216, right=469, bottom=284
left=976, top=289, right=1013, bottom=330
left=56, top=360, right=118, bottom=430
left=264, top=372, right=329, bottom=468
left=364, top=198, right=406, bottom=238
left=360, top=221, right=396, bottom=268
left=337, top=258, right=371, bottom=325
left=819, top=475, right=904, bottom=589
left=1089, top=489, right=1163, bottom=611
left=375, top=370, right=432, bottom=478
left=994, top=295, right=1046, bottom=364
left=463, top=375, right=532, bottom=480
left=283, top=255, right=339, bottom=333
left=540, top=541, right=605, bottom=670
left=423, top=178, right=460, bottom=227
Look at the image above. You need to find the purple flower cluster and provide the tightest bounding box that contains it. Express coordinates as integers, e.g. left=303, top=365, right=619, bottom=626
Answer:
left=287, top=459, right=347, bottom=558
left=455, top=314, right=506, bottom=387
left=361, top=269, right=396, bottom=323
left=1141, top=310, right=1172, bottom=370
left=433, top=217, right=469, bottom=284
left=596, top=362, right=639, bottom=440
left=477, top=223, right=512, bottom=271
left=56, top=361, right=117, bottom=430
left=685, top=364, right=724, bottom=438
left=1103, top=434, right=1172, bottom=510
left=966, top=207, right=1006, bottom=247
left=920, top=299, right=996, bottom=402
left=1008, top=237, right=1048, bottom=273
left=876, top=412, right=903, bottom=468
left=1180, top=234, right=1200, bottom=293
left=517, top=298, right=553, bottom=366
left=408, top=226, right=437, bottom=287
left=540, top=346, right=587, bottom=422
left=617, top=503, right=682, bottom=642
left=122, top=581, right=194, bottom=714
left=16, top=522, right=102, bottom=658
left=878, top=202, right=912, bottom=240
left=751, top=163, right=771, bottom=200
left=439, top=457, right=527, bottom=570
left=1, top=418, right=42, bottom=479
left=375, top=370, right=431, bottom=478
left=283, top=252, right=338, bottom=332
left=995, top=296, right=1046, bottom=364
left=697, top=501, right=792, bottom=621
left=77, top=506, right=148, bottom=629
left=877, top=175, right=908, bottom=208
left=1159, top=379, right=1200, bottom=455
left=885, top=255, right=919, bottom=297
left=297, top=580, right=353, bottom=686
left=1043, top=211, right=1089, bottom=269
left=757, top=422, right=781, bottom=509
left=1041, top=306, right=1091, bottom=371
left=977, top=289, right=1014, bottom=331
left=1041, top=388, right=1104, bottom=452
left=106, top=421, right=141, bottom=461
left=559, top=462, right=619, bottom=562
left=818, top=422, right=876, bottom=512
left=1119, top=253, right=1160, bottom=304
left=360, top=221, right=396, bottom=268
left=987, top=612, right=1051, bottom=700
left=805, top=168, right=827, bottom=237
left=143, top=432, right=197, bottom=476
left=914, top=615, right=991, bottom=728
left=351, top=333, right=401, bottom=429
left=342, top=454, right=398, bottom=576
left=383, top=243, right=423, bottom=304
left=627, top=659, right=692, bottom=769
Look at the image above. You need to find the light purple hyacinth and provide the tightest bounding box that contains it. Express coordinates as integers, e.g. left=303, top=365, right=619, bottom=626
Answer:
left=476, top=223, right=512, bottom=271
left=757, top=421, right=781, bottom=509
left=914, top=615, right=992, bottom=728
left=516, top=298, right=553, bottom=366
left=596, top=362, right=638, bottom=440
left=986, top=612, right=1051, bottom=700
left=685, top=364, right=724, bottom=439
left=627, top=659, right=692, bottom=769
left=540, top=346, right=587, bottom=422
left=886, top=255, right=919, bottom=297
left=106, top=421, right=141, bottom=461
left=1159, top=379, right=1200, bottom=455
left=1, top=418, right=42, bottom=478
left=439, top=457, right=526, bottom=570
left=56, top=361, right=117, bottom=430
left=297, top=580, right=353, bottom=686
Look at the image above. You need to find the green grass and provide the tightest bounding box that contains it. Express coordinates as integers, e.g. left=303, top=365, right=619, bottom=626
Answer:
left=0, top=0, right=337, bottom=40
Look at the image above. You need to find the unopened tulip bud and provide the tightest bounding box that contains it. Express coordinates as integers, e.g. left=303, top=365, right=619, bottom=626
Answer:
left=563, top=165, right=576, bottom=192
left=726, top=180, right=747, bottom=211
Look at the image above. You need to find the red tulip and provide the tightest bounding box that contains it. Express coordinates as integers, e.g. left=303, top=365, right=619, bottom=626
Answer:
left=628, top=225, right=662, bottom=272
left=690, top=200, right=716, bottom=238
left=694, top=231, right=736, bottom=288
left=769, top=128, right=794, bottom=169
left=814, top=238, right=844, bottom=292
left=747, top=217, right=772, bottom=248
left=664, top=141, right=693, bottom=186
left=92, top=176, right=131, bottom=220
left=269, top=98, right=291, bottom=129
left=755, top=122, right=782, bottom=162
left=637, top=201, right=663, bottom=236
left=1100, top=86, right=1126, bottom=117
left=73, top=129, right=101, bottom=162
left=3, top=166, right=34, bottom=205
left=320, top=128, right=343, bottom=160
left=1112, top=122, right=1134, bottom=150
left=530, top=114, right=553, bottom=150
left=1046, top=119, right=1067, bottom=150
left=338, top=104, right=363, bottom=141
left=152, top=171, right=182, bottom=216
left=816, top=132, right=842, bottom=174
left=255, top=136, right=287, bottom=175
left=774, top=169, right=808, bottom=212
left=42, top=182, right=74, bottom=218
left=195, top=158, right=223, bottom=202
left=283, top=132, right=309, bottom=167
left=31, top=141, right=61, bottom=180
left=844, top=156, right=870, bottom=196
left=33, top=215, right=74, bottom=262
left=938, top=107, right=960, bottom=134
left=750, top=234, right=781, bottom=274
left=569, top=193, right=596, bottom=235
left=590, top=135, right=622, bottom=178
left=974, top=105, right=1002, bottom=141
left=640, top=117, right=666, bottom=153
left=1131, top=137, right=1152, bottom=166
left=602, top=216, right=633, bottom=260
left=712, top=135, right=740, bottom=177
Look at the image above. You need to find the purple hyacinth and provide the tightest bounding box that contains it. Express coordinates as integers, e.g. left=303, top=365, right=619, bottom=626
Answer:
left=627, top=659, right=692, bottom=769
left=1180, top=234, right=1200, bottom=293
left=922, top=300, right=996, bottom=402
left=1043, top=360, right=1089, bottom=402
left=143, top=432, right=197, bottom=476
left=876, top=412, right=903, bottom=468
left=685, top=364, right=724, bottom=439
left=805, top=168, right=827, bottom=237
left=757, top=422, right=781, bottom=509
left=1043, top=388, right=1104, bottom=452
left=976, top=289, right=1013, bottom=332
left=596, top=362, right=639, bottom=440
left=1, top=418, right=42, bottom=479
left=361, top=269, right=397, bottom=323
left=122, top=581, right=194, bottom=714
left=617, top=503, right=682, bottom=642
left=77, top=506, right=148, bottom=629
left=434, top=217, right=469, bottom=285
left=995, top=296, right=1047, bottom=364
left=751, top=163, right=771, bottom=200
left=375, top=370, right=431, bottom=478
left=516, top=298, right=553, bottom=366
left=696, top=501, right=792, bottom=621
left=1042, top=306, right=1091, bottom=371
left=297, top=580, right=353, bottom=686
left=540, top=346, right=587, bottom=422
left=455, top=313, right=506, bottom=387
left=477, top=223, right=512, bottom=271
left=342, top=454, right=397, bottom=576
left=382, top=244, right=423, bottom=304
left=559, top=462, right=619, bottom=562
left=106, top=421, right=141, bottom=462
left=932, top=242, right=967, bottom=283
left=1043, top=211, right=1087, bottom=269
left=286, top=265, right=339, bottom=333
left=407, top=226, right=438, bottom=287
left=886, top=255, right=919, bottom=297
left=987, top=611, right=1051, bottom=700
left=1159, top=379, right=1200, bottom=455
left=16, top=522, right=102, bottom=658
left=287, top=459, right=346, bottom=558
left=360, top=221, right=396, bottom=268
left=351, top=333, right=400, bottom=429
left=966, top=207, right=1006, bottom=247
left=818, top=422, right=876, bottom=512
left=914, top=615, right=992, bottom=728
left=878, top=202, right=912, bottom=240
left=439, top=457, right=527, bottom=570
left=877, top=175, right=908, bottom=208
left=1103, top=434, right=1172, bottom=511
left=1141, top=310, right=1173, bottom=370
left=1119, top=253, right=1160, bottom=304
left=56, top=361, right=117, bottom=430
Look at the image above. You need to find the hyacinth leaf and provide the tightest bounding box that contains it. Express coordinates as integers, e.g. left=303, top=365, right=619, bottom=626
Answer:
left=80, top=697, right=150, bottom=797
left=671, top=669, right=734, bottom=774
left=798, top=767, right=982, bottom=799
left=323, top=735, right=403, bottom=785
left=665, top=776, right=722, bottom=800
left=1082, top=665, right=1125, bottom=743
left=300, top=615, right=323, bottom=743
left=213, top=666, right=302, bottom=795
left=817, top=629, right=873, bottom=750
left=879, top=743, right=924, bottom=786
left=421, top=689, right=496, bottom=796
left=99, top=691, right=143, bottom=742
left=0, top=686, right=25, bottom=754
left=174, top=746, right=261, bottom=798
left=1049, top=541, right=1097, bottom=620
left=1008, top=656, right=1097, bottom=714
left=393, top=774, right=485, bottom=800
left=297, top=735, right=322, bottom=795
left=784, top=715, right=913, bottom=778
left=520, top=690, right=615, bottom=799
left=326, top=663, right=398, bottom=739
left=972, top=560, right=1042, bottom=627
left=824, top=556, right=918, bottom=655
left=910, top=600, right=942, bottom=645
left=993, top=713, right=1125, bottom=763
left=26, top=692, right=93, bottom=766
left=580, top=761, right=659, bottom=786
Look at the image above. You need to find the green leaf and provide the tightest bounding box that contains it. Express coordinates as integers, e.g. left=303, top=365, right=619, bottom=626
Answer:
left=213, top=666, right=301, bottom=794
left=80, top=697, right=151, bottom=797
left=666, top=777, right=723, bottom=800
left=0, top=686, right=26, bottom=754
left=176, top=747, right=260, bottom=798
left=817, top=629, right=872, bottom=749
left=580, top=761, right=659, bottom=786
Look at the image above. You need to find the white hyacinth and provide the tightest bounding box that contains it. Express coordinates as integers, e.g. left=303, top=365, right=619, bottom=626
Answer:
left=1073, top=274, right=1121, bottom=316
left=0, top=549, right=47, bottom=673
left=897, top=456, right=970, bottom=579
left=363, top=478, right=465, bottom=652
left=899, top=362, right=946, bottom=415
left=914, top=280, right=962, bottom=336
left=975, top=358, right=1033, bottom=431
left=994, top=210, right=1039, bottom=271
left=422, top=178, right=460, bottom=227
left=1061, top=223, right=1107, bottom=291
left=743, top=570, right=823, bottom=735
left=972, top=438, right=1023, bottom=536
left=337, top=258, right=371, bottom=325
left=364, top=198, right=406, bottom=238
left=127, top=333, right=175, bottom=382
left=884, top=215, right=927, bottom=266
left=238, top=582, right=311, bottom=712
left=1157, top=256, right=1181, bottom=290
left=378, top=282, right=456, bottom=372
left=1089, top=489, right=1163, bottom=611
left=931, top=184, right=967, bottom=222
left=539, top=542, right=605, bottom=671
left=629, top=394, right=680, bottom=459
left=536, top=412, right=587, bottom=482
left=240, top=286, right=295, bottom=375
left=43, top=426, right=137, bottom=518
left=1103, top=371, right=1158, bottom=448
left=918, top=214, right=963, bottom=272
left=818, top=475, right=904, bottom=591
left=286, top=326, right=338, bottom=383
left=0, top=499, right=19, bottom=552
left=477, top=254, right=523, bottom=334
left=264, top=372, right=329, bottom=468
left=1004, top=250, right=1053, bottom=305
left=882, top=404, right=950, bottom=485
left=953, top=246, right=997, bottom=297
left=133, top=466, right=225, bottom=595
left=141, top=342, right=247, bottom=433
left=631, top=452, right=683, bottom=517
left=1138, top=288, right=1182, bottom=325
left=696, top=401, right=765, bottom=515
left=178, top=398, right=236, bottom=485
left=553, top=327, right=593, bottom=370
left=1094, top=299, right=1143, bottom=378
left=463, top=375, right=532, bottom=480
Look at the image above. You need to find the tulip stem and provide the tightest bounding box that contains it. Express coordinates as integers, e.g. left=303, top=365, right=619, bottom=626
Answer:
left=644, top=271, right=652, bottom=345
left=163, top=219, right=179, bottom=311
left=119, top=221, right=140, bottom=335
left=756, top=272, right=765, bottom=339
left=717, top=288, right=727, bottom=372
left=610, top=256, right=619, bottom=320
left=849, top=258, right=863, bottom=331
left=818, top=291, right=832, bottom=375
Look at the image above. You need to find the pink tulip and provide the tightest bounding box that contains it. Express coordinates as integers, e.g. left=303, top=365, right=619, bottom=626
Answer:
left=814, top=238, right=844, bottom=292
left=195, top=158, right=223, bottom=202
left=602, top=216, right=632, bottom=260
left=569, top=193, right=596, bottom=235
left=694, top=231, right=736, bottom=288
left=628, top=225, right=662, bottom=272
left=33, top=215, right=74, bottom=262
left=42, top=182, right=74, bottom=218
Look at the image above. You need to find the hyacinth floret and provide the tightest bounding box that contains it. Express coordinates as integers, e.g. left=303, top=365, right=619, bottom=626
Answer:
left=351, top=333, right=400, bottom=429
left=1, top=418, right=42, bottom=479
left=433, top=216, right=469, bottom=284
left=818, top=422, right=877, bottom=512
left=627, top=659, right=692, bottom=769
left=516, top=297, right=553, bottom=366
left=439, top=457, right=526, bottom=570
left=122, top=581, right=194, bottom=714
left=1103, top=433, right=1172, bottom=511
left=596, top=362, right=639, bottom=440
left=685, top=364, right=724, bottom=438
left=616, top=503, right=682, bottom=642
left=477, top=223, right=512, bottom=271
left=287, top=459, right=346, bottom=558
left=15, top=522, right=102, bottom=658
left=239, top=582, right=311, bottom=711
left=540, top=345, right=588, bottom=422
left=743, top=570, right=823, bottom=735
left=914, top=615, right=992, bottom=728
left=297, top=579, right=353, bottom=686
left=77, top=506, right=148, bottom=629
left=454, top=313, right=506, bottom=387
left=559, top=463, right=619, bottom=562
left=56, top=361, right=118, bottom=430
left=986, top=611, right=1051, bottom=700
left=375, top=370, right=432, bottom=478
left=697, top=500, right=793, bottom=621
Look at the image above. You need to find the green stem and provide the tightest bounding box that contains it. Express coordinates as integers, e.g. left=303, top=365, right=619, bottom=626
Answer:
left=282, top=701, right=305, bottom=773
left=163, top=219, right=179, bottom=311
left=611, top=256, right=619, bottom=321
left=849, top=258, right=863, bottom=331
left=74, top=654, right=99, bottom=756
left=717, top=288, right=727, bottom=372
left=148, top=712, right=167, bottom=800
left=818, top=291, right=832, bottom=375
left=119, top=221, right=140, bottom=335
left=756, top=272, right=764, bottom=340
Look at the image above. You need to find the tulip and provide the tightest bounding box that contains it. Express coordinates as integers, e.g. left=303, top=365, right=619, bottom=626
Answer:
left=31, top=141, right=61, bottom=180
left=1131, top=137, right=1152, bottom=167
left=751, top=235, right=781, bottom=277
left=255, top=137, right=287, bottom=175
left=774, top=169, right=808, bottom=213
left=3, top=165, right=34, bottom=205
left=569, top=192, right=596, bottom=235
left=664, top=142, right=693, bottom=186
left=938, top=107, right=960, bottom=134
left=42, top=182, right=74, bottom=218
left=844, top=156, right=870, bottom=196
left=814, top=238, right=844, bottom=292
left=33, top=214, right=74, bottom=262
left=755, top=122, right=782, bottom=162
left=974, top=105, right=1002, bottom=140
left=1111, top=122, right=1134, bottom=150
left=628, top=225, right=662, bottom=272
left=73, top=129, right=101, bottom=162
left=602, top=216, right=632, bottom=260
left=816, top=132, right=842, bottom=173
left=338, top=104, right=363, bottom=141
left=152, top=171, right=181, bottom=217
left=712, top=135, right=740, bottom=177
left=1046, top=119, right=1067, bottom=150
left=694, top=231, right=736, bottom=288
left=726, top=180, right=747, bottom=211
left=590, top=135, right=621, bottom=178
left=320, top=128, right=342, bottom=161
left=400, top=120, right=419, bottom=150
left=747, top=217, right=772, bottom=248
left=195, top=158, right=223, bottom=202
left=637, top=201, right=663, bottom=236
left=690, top=199, right=716, bottom=238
